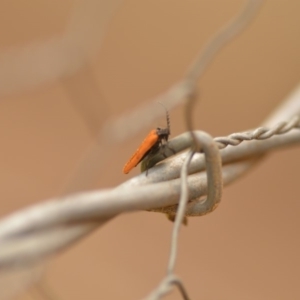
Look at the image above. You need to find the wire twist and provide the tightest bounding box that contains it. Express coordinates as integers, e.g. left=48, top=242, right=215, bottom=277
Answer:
left=215, top=116, right=300, bottom=149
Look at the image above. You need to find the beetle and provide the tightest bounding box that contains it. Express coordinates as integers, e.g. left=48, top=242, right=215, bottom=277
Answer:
left=123, top=103, right=171, bottom=174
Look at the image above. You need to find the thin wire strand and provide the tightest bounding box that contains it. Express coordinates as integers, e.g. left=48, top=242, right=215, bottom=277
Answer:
left=167, top=151, right=194, bottom=275
left=143, top=275, right=191, bottom=300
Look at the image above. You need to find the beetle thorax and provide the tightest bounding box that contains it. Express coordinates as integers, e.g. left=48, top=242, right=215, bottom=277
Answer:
left=156, top=127, right=170, bottom=141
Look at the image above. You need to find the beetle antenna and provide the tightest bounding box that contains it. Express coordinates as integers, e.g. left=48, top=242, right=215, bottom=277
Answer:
left=157, top=101, right=170, bottom=133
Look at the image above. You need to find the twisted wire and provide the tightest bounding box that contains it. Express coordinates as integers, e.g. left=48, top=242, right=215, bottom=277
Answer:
left=214, top=115, right=300, bottom=149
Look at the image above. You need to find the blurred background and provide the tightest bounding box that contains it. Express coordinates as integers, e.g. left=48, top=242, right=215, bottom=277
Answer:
left=0, top=0, right=300, bottom=299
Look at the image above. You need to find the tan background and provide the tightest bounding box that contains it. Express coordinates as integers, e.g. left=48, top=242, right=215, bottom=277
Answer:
left=0, top=0, right=300, bottom=299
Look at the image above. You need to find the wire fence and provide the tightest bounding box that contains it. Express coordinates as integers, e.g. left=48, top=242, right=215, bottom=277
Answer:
left=1, top=89, right=300, bottom=299
left=1, top=0, right=300, bottom=299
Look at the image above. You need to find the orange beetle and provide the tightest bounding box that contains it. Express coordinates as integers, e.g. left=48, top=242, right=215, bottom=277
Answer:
left=123, top=104, right=170, bottom=174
